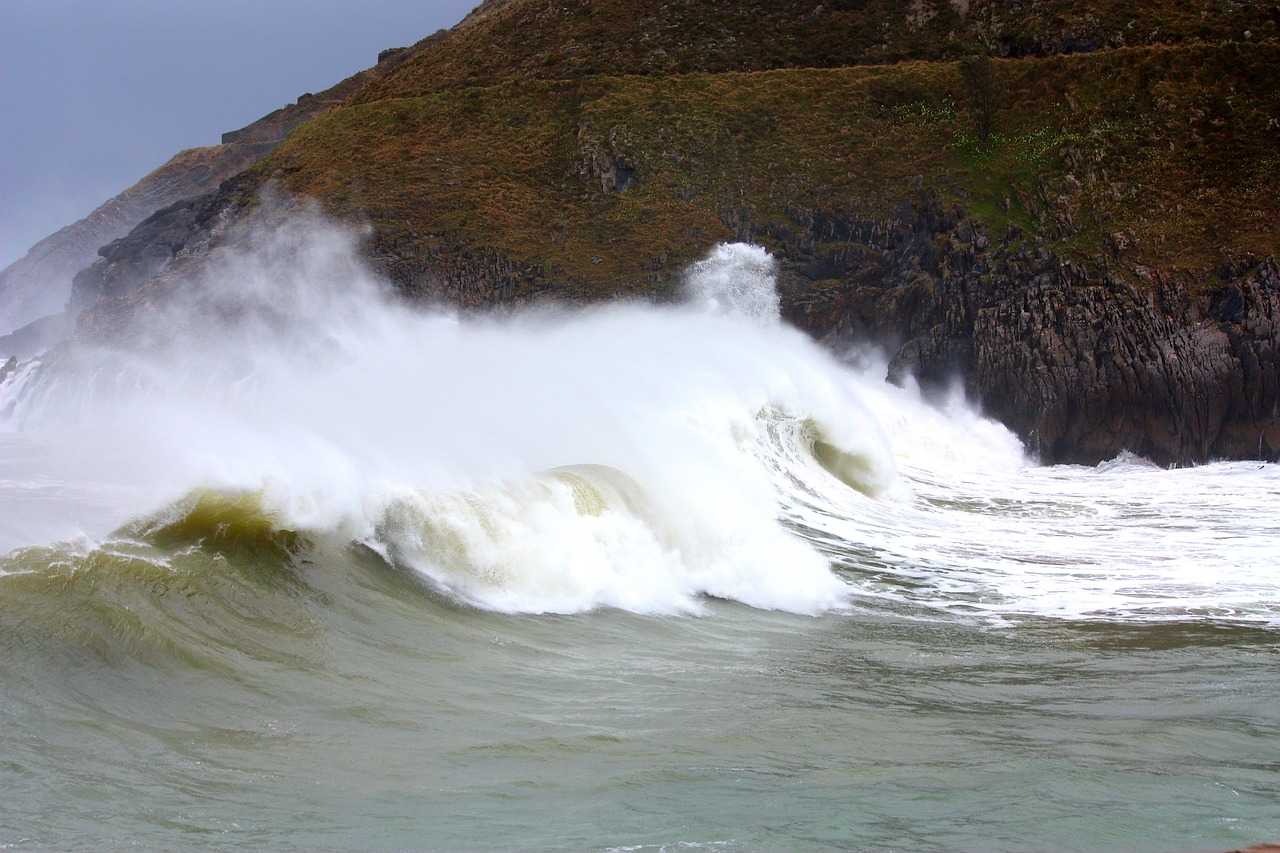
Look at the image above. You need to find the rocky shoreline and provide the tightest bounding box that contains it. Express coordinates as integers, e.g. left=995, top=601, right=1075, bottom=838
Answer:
left=769, top=197, right=1278, bottom=465
left=50, top=177, right=1279, bottom=466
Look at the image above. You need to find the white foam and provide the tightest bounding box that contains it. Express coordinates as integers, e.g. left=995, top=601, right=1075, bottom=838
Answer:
left=682, top=242, right=780, bottom=324
left=773, top=376, right=1280, bottom=624
left=4, top=211, right=1276, bottom=623
left=0, top=220, right=887, bottom=613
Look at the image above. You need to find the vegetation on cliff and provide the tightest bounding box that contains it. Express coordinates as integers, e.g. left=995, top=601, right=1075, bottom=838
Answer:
left=354, top=0, right=1279, bottom=99
left=260, top=38, right=1278, bottom=301
left=70, top=0, right=1280, bottom=463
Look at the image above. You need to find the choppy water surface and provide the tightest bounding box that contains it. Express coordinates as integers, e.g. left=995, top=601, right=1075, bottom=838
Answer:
left=2, top=227, right=1277, bottom=850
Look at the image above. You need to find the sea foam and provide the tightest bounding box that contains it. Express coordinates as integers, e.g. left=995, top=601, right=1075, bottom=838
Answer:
left=5, top=211, right=1275, bottom=624
left=0, top=214, right=892, bottom=613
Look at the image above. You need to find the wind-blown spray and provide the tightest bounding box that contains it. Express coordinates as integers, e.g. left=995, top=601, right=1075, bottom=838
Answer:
left=2, top=212, right=1276, bottom=623
left=0, top=214, right=894, bottom=614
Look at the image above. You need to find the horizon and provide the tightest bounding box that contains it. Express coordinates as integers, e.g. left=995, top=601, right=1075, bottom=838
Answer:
left=0, top=0, right=477, bottom=271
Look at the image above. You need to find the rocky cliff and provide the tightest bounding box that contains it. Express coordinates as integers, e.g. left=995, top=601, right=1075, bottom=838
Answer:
left=0, top=144, right=265, bottom=347
left=57, top=0, right=1280, bottom=464
left=770, top=197, right=1278, bottom=465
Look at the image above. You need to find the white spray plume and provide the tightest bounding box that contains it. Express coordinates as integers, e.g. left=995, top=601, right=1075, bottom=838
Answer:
left=0, top=212, right=895, bottom=614
left=683, top=242, right=781, bottom=323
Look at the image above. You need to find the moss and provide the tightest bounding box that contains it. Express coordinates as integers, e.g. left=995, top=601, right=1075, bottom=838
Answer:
left=250, top=37, right=1278, bottom=297
left=355, top=0, right=1280, bottom=104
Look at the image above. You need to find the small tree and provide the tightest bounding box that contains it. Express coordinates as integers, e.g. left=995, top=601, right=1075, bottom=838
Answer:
left=959, top=52, right=998, bottom=142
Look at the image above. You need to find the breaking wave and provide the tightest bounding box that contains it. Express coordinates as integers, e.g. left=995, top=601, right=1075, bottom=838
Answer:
left=1, top=214, right=1276, bottom=624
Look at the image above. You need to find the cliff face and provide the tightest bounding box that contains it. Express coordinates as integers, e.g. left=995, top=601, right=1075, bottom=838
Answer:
left=60, top=0, right=1280, bottom=465
left=770, top=198, right=1278, bottom=465
left=0, top=144, right=265, bottom=346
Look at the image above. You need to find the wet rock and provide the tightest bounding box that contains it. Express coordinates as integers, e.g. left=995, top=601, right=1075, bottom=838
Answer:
left=772, top=194, right=1278, bottom=464
left=69, top=190, right=229, bottom=313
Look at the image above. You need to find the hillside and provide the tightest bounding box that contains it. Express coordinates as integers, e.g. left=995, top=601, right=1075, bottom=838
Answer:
left=354, top=0, right=1279, bottom=99
left=67, top=0, right=1280, bottom=464
left=257, top=42, right=1277, bottom=294
left=0, top=36, right=430, bottom=355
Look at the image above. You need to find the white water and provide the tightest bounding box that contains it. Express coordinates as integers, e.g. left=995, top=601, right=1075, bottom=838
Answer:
left=2, top=211, right=1277, bottom=623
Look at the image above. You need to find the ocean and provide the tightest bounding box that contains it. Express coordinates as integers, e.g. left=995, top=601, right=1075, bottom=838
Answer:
left=2, top=220, right=1277, bottom=851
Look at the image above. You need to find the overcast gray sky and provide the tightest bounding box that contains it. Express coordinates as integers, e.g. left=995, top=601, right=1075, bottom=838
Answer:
left=0, top=0, right=479, bottom=269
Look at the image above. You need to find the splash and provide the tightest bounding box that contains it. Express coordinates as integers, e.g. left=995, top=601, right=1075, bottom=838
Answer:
left=682, top=242, right=780, bottom=323
left=0, top=214, right=891, bottom=614
left=4, top=210, right=1275, bottom=624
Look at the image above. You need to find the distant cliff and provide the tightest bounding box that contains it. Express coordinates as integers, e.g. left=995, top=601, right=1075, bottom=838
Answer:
left=54, top=0, right=1280, bottom=464
left=0, top=40, right=426, bottom=356
left=0, top=144, right=265, bottom=346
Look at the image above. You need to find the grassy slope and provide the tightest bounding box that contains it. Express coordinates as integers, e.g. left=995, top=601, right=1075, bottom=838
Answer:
left=355, top=0, right=1280, bottom=101
left=256, top=32, right=1278, bottom=298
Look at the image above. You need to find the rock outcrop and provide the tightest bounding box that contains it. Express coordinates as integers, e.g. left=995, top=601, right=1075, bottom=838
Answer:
left=68, top=184, right=242, bottom=316
left=767, top=196, right=1278, bottom=464
left=0, top=143, right=265, bottom=343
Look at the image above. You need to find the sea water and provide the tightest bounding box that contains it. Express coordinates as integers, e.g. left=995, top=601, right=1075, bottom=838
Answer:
left=1, top=214, right=1277, bottom=851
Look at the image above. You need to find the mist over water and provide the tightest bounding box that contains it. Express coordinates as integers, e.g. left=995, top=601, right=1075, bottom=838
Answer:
left=2, top=209, right=1277, bottom=622
left=2, top=210, right=1278, bottom=850
left=1, top=213, right=896, bottom=613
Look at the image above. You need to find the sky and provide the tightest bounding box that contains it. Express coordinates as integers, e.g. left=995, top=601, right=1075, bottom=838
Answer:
left=0, top=0, right=479, bottom=270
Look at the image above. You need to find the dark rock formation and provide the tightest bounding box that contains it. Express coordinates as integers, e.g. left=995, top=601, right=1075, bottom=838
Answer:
left=70, top=191, right=229, bottom=313
left=0, top=143, right=266, bottom=344
left=67, top=172, right=263, bottom=345
left=768, top=194, right=1278, bottom=465
left=366, top=234, right=553, bottom=308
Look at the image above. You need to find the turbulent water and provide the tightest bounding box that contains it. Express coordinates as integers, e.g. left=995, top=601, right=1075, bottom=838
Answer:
left=2, top=218, right=1277, bottom=851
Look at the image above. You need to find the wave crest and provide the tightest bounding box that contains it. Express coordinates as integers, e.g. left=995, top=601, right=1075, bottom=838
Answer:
left=367, top=462, right=850, bottom=615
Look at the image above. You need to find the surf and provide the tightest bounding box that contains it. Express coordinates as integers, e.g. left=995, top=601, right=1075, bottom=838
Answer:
left=0, top=217, right=895, bottom=614
left=2, top=210, right=1276, bottom=624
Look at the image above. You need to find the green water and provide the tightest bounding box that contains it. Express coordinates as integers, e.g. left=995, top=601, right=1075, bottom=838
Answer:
left=3, top=534, right=1276, bottom=851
